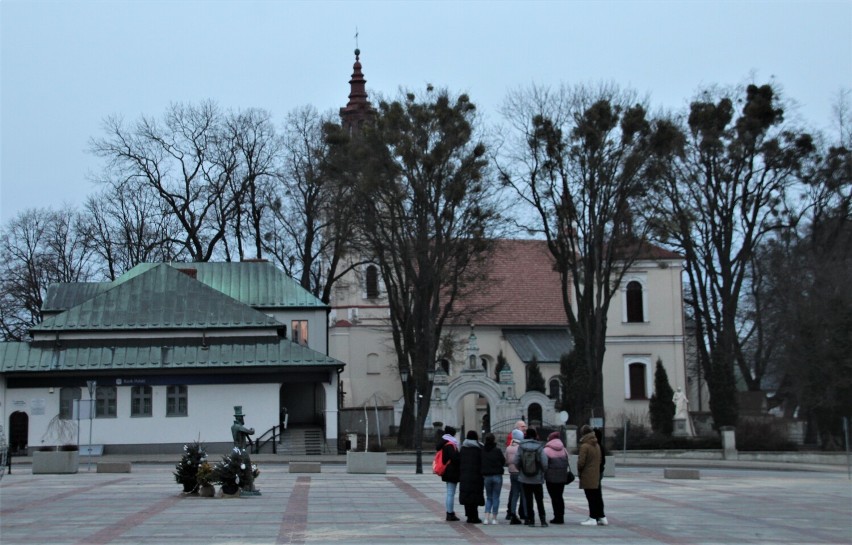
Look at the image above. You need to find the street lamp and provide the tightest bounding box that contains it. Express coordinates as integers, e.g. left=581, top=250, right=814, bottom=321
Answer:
left=401, top=365, right=435, bottom=474
left=86, top=380, right=96, bottom=472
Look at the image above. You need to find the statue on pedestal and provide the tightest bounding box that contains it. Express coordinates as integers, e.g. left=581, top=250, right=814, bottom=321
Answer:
left=230, top=406, right=260, bottom=495
left=673, top=388, right=689, bottom=420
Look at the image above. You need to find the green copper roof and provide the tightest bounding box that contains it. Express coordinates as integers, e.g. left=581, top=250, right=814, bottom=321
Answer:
left=0, top=339, right=342, bottom=373
left=44, top=261, right=327, bottom=314
left=33, top=264, right=281, bottom=332
left=186, top=261, right=326, bottom=308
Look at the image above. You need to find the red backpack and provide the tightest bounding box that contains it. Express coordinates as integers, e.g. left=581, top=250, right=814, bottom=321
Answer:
left=433, top=443, right=457, bottom=476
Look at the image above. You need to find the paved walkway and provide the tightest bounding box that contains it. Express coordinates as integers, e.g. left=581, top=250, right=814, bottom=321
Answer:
left=1, top=462, right=850, bottom=545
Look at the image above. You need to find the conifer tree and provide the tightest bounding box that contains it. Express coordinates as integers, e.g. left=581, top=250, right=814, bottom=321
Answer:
left=526, top=355, right=546, bottom=393
left=649, top=358, right=676, bottom=436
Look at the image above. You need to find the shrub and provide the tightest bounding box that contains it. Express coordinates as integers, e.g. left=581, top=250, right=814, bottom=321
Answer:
left=735, top=419, right=798, bottom=451
left=648, top=359, right=675, bottom=436
left=610, top=425, right=721, bottom=450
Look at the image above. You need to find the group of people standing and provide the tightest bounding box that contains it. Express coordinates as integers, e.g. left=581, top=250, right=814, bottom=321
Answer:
left=435, top=421, right=608, bottom=527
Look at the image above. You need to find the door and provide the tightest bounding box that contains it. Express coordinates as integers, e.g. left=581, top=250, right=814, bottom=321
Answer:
left=9, top=411, right=28, bottom=455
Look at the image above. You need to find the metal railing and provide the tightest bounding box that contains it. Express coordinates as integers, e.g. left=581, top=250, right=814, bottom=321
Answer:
left=251, top=425, right=282, bottom=455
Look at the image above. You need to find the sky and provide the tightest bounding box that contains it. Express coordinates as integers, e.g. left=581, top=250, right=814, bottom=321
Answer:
left=1, top=0, right=850, bottom=223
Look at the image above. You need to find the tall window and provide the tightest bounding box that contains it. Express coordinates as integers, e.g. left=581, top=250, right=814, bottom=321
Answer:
left=628, top=363, right=648, bottom=399
left=131, top=385, right=152, bottom=417
left=59, top=387, right=81, bottom=420
left=626, top=280, right=644, bottom=322
left=548, top=378, right=561, bottom=400
left=166, top=385, right=188, bottom=416
left=95, top=386, right=117, bottom=418
left=291, top=320, right=309, bottom=346
left=365, top=265, right=379, bottom=298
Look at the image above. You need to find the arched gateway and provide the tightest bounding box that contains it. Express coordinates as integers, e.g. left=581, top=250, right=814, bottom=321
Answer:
left=428, top=363, right=557, bottom=431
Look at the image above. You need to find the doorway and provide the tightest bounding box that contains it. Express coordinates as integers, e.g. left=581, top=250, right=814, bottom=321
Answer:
left=9, top=411, right=28, bottom=455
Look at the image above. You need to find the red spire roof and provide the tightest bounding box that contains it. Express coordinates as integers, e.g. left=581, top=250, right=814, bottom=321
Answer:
left=339, top=48, right=375, bottom=131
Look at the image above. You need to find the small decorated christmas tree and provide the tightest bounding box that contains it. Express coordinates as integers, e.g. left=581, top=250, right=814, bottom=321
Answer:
left=173, top=440, right=207, bottom=493
left=213, top=447, right=260, bottom=495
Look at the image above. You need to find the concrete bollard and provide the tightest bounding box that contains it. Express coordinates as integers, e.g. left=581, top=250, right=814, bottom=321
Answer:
left=720, top=426, right=737, bottom=460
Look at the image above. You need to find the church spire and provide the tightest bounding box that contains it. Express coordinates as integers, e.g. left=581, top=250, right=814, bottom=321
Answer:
left=339, top=47, right=375, bottom=132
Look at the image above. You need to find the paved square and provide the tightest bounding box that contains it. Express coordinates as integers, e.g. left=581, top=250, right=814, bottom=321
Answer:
left=1, top=463, right=850, bottom=544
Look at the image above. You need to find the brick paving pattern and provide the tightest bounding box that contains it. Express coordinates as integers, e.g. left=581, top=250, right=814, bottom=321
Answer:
left=1, top=464, right=850, bottom=544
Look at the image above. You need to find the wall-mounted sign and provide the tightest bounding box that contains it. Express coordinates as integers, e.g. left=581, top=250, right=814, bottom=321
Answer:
left=31, top=398, right=46, bottom=415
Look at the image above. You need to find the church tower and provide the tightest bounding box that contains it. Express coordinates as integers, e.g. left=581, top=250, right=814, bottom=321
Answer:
left=339, top=48, right=375, bottom=133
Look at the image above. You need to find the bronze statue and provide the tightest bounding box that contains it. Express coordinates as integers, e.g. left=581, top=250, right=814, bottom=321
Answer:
left=230, top=406, right=260, bottom=495
left=231, top=406, right=255, bottom=449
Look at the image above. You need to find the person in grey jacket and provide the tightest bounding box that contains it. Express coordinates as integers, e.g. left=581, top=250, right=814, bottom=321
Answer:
left=512, top=427, right=549, bottom=527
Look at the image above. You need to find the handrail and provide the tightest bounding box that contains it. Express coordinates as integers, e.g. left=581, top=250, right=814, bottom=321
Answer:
left=251, top=425, right=281, bottom=455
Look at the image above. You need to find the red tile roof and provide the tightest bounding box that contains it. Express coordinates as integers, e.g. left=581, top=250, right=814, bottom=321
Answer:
left=451, top=239, right=570, bottom=327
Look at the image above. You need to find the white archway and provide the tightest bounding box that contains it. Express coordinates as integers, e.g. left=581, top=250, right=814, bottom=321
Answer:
left=428, top=367, right=557, bottom=432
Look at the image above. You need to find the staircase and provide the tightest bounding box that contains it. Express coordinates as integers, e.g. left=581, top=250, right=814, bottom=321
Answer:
left=278, top=426, right=330, bottom=455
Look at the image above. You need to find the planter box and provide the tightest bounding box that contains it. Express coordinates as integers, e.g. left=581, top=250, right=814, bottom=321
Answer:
left=346, top=451, right=387, bottom=474
left=33, top=450, right=79, bottom=474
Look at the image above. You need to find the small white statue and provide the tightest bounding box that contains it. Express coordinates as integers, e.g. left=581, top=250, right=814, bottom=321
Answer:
left=673, top=387, right=689, bottom=419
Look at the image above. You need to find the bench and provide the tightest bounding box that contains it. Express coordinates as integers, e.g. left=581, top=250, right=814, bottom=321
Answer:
left=289, top=461, right=321, bottom=473
left=97, top=461, right=132, bottom=473
left=664, top=468, right=700, bottom=479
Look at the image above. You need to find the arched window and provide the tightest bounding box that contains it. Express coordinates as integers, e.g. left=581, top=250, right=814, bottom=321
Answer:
left=365, top=265, right=379, bottom=298
left=548, top=378, right=561, bottom=400
left=366, top=353, right=381, bottom=374
left=440, top=358, right=450, bottom=375
left=626, top=280, right=644, bottom=322
left=59, top=387, right=81, bottom=420
left=628, top=362, right=648, bottom=399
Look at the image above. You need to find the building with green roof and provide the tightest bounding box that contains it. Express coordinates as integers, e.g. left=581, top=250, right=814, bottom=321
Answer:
left=1, top=261, right=345, bottom=455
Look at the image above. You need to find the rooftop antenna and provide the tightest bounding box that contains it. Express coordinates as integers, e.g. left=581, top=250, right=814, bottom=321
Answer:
left=355, top=27, right=359, bottom=50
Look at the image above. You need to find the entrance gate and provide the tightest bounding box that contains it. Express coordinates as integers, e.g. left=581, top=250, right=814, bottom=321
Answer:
left=428, top=364, right=556, bottom=432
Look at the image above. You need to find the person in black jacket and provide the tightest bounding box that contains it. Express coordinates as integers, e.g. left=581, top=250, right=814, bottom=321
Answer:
left=438, top=426, right=461, bottom=521
left=480, top=432, right=505, bottom=524
left=458, top=430, right=485, bottom=523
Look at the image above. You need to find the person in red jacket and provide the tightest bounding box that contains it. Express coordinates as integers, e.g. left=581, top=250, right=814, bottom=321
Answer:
left=505, top=420, right=527, bottom=446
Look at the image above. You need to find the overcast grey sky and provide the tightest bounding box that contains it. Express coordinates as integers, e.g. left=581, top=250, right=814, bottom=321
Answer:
left=2, top=0, right=850, bottom=223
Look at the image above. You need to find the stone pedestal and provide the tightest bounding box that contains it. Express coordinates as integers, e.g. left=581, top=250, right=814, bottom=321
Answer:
left=346, top=451, right=387, bottom=474
left=32, top=450, right=79, bottom=474
left=721, top=426, right=737, bottom=460
left=673, top=418, right=688, bottom=436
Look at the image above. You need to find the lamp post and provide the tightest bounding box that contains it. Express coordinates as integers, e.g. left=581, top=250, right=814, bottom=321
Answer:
left=401, top=365, right=435, bottom=474
left=86, top=380, right=96, bottom=472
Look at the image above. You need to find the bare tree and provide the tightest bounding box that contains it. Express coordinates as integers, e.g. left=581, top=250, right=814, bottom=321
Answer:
left=263, top=106, right=359, bottom=302
left=81, top=184, right=185, bottom=280
left=497, top=83, right=678, bottom=424
left=0, top=207, right=95, bottom=340
left=653, top=84, right=816, bottom=428
left=91, top=102, right=248, bottom=261
left=219, top=108, right=281, bottom=261
left=328, top=88, right=502, bottom=446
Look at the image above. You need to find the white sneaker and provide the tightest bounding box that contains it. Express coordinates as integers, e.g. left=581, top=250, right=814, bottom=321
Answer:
left=580, top=518, right=598, bottom=526
left=491, top=518, right=498, bottom=525
left=597, top=517, right=609, bottom=526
